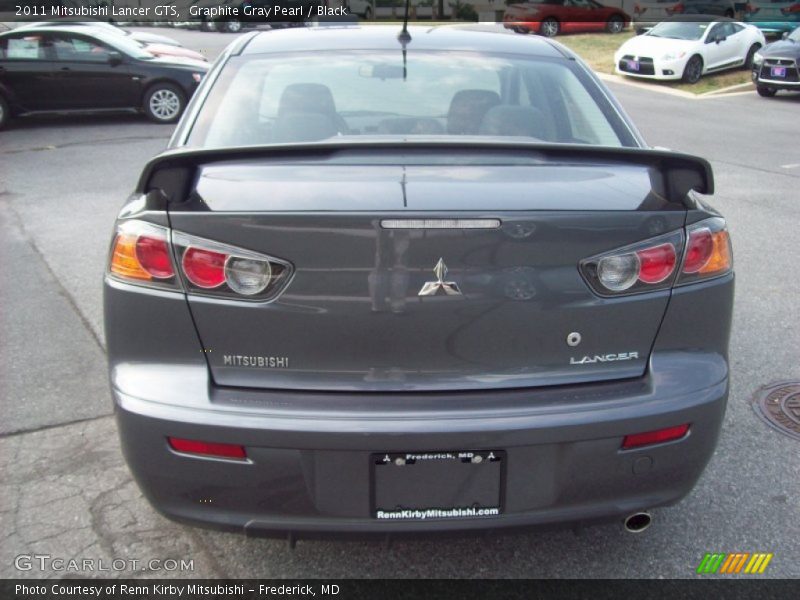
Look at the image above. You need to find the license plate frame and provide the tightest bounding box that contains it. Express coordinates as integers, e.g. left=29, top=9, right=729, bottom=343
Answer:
left=627, top=59, right=641, bottom=72
left=771, top=66, right=786, bottom=78
left=370, top=450, right=505, bottom=521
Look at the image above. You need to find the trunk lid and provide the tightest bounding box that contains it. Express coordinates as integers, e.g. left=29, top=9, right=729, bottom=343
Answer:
left=164, top=153, right=689, bottom=392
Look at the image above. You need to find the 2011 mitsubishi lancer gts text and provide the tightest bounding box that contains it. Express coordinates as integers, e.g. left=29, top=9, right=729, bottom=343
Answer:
left=104, top=24, right=734, bottom=537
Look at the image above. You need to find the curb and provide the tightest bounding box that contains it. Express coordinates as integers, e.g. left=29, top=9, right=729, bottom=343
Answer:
left=596, top=72, right=755, bottom=100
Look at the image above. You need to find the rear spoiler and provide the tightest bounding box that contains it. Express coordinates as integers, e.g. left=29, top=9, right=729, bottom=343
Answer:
left=136, top=141, right=714, bottom=208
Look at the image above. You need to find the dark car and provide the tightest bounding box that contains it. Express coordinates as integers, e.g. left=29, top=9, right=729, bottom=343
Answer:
left=752, top=25, right=800, bottom=95
left=105, top=24, right=733, bottom=537
left=0, top=26, right=208, bottom=128
left=504, top=0, right=631, bottom=37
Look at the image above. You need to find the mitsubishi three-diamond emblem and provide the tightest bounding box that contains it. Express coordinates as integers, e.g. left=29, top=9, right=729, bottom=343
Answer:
left=418, top=258, right=462, bottom=297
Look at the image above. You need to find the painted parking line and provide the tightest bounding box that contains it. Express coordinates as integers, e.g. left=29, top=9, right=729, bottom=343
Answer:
left=780, top=163, right=800, bottom=170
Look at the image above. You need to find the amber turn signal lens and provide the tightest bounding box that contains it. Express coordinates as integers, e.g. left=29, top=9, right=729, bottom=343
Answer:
left=110, top=234, right=152, bottom=281
left=699, top=230, right=731, bottom=275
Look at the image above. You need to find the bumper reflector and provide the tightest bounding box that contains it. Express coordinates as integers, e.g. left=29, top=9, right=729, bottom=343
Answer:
left=168, top=437, right=247, bottom=459
left=622, top=424, right=690, bottom=449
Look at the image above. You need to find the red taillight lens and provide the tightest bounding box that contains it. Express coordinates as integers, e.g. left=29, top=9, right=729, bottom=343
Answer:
left=622, top=424, right=690, bottom=449
left=182, top=247, right=227, bottom=289
left=168, top=437, right=247, bottom=459
left=678, top=218, right=732, bottom=284
left=636, top=243, right=677, bottom=284
left=135, top=235, right=174, bottom=279
left=682, top=227, right=714, bottom=274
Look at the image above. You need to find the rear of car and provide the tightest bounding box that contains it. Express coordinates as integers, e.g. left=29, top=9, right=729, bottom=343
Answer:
left=105, top=26, right=733, bottom=536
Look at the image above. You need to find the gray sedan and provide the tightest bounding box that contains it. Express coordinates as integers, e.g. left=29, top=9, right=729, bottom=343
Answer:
left=104, top=24, right=734, bottom=538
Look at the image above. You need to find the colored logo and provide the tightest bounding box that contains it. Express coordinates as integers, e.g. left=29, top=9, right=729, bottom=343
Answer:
left=696, top=553, right=773, bottom=574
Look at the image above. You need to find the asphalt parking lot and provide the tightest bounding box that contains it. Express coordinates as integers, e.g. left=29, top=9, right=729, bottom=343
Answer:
left=0, top=28, right=798, bottom=579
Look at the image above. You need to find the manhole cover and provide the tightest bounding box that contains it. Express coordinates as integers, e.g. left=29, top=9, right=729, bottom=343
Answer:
left=753, top=381, right=800, bottom=441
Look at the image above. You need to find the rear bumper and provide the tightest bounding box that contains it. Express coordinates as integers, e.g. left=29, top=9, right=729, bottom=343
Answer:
left=114, top=352, right=728, bottom=536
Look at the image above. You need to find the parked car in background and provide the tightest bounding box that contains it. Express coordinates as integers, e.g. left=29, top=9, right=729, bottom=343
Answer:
left=744, top=1, right=800, bottom=36
left=347, top=0, right=454, bottom=19
left=16, top=21, right=184, bottom=47
left=105, top=23, right=733, bottom=539
left=615, top=17, right=765, bottom=82
left=751, top=25, right=800, bottom=94
left=503, top=0, right=630, bottom=37
left=0, top=26, right=208, bottom=128
left=633, top=0, right=737, bottom=33
left=198, top=0, right=326, bottom=32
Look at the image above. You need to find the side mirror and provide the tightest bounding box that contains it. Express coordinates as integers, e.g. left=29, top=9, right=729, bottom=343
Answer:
left=108, top=51, right=123, bottom=66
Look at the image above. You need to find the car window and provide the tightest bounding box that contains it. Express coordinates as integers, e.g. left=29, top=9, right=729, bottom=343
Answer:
left=731, top=23, right=744, bottom=34
left=706, top=23, right=724, bottom=40
left=0, top=34, right=48, bottom=61
left=52, top=34, right=113, bottom=62
left=648, top=21, right=710, bottom=40
left=189, top=52, right=629, bottom=149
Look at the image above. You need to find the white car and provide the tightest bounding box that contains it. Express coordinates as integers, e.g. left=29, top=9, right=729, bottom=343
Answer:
left=615, top=18, right=766, bottom=83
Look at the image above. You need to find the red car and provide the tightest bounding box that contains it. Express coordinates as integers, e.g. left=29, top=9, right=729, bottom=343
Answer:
left=504, top=0, right=631, bottom=37
left=144, top=43, right=207, bottom=63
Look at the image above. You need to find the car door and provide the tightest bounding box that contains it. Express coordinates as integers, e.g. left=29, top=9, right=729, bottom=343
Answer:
left=725, top=23, right=750, bottom=64
left=563, top=0, right=595, bottom=32
left=49, top=32, right=140, bottom=110
left=703, top=22, right=731, bottom=69
left=0, top=32, right=60, bottom=111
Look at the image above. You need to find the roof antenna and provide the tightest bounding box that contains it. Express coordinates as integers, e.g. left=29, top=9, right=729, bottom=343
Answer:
left=397, top=0, right=412, bottom=80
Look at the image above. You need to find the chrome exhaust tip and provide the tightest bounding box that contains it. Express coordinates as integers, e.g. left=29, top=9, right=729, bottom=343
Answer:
left=624, top=511, right=652, bottom=533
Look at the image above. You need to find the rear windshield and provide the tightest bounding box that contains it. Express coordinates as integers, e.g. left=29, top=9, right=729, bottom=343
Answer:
left=186, top=51, right=634, bottom=149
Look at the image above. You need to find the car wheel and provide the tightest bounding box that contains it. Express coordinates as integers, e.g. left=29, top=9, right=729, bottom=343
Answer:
left=143, top=83, right=186, bottom=124
left=0, top=94, right=9, bottom=130
left=744, top=44, right=761, bottom=70
left=224, top=20, right=242, bottom=33
left=606, top=15, right=625, bottom=34
left=682, top=55, right=703, bottom=84
left=757, top=86, right=777, bottom=97
left=540, top=18, right=559, bottom=37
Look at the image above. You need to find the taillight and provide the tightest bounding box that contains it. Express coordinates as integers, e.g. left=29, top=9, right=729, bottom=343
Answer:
left=677, top=218, right=732, bottom=285
left=636, top=243, right=677, bottom=284
left=622, top=424, right=690, bottom=449
left=107, top=220, right=292, bottom=301
left=135, top=236, right=174, bottom=279
left=167, top=437, right=247, bottom=460
left=182, top=247, right=227, bottom=289
left=109, top=221, right=177, bottom=289
left=580, top=218, right=732, bottom=296
left=580, top=230, right=684, bottom=296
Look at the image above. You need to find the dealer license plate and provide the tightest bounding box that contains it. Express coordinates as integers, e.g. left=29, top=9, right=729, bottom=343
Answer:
left=627, top=60, right=640, bottom=72
left=371, top=450, right=504, bottom=520
left=771, top=67, right=786, bottom=78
